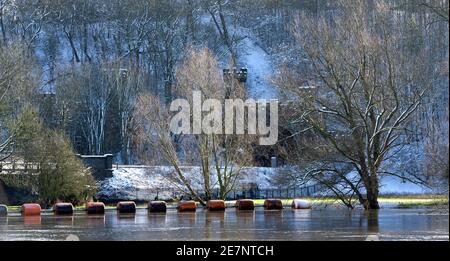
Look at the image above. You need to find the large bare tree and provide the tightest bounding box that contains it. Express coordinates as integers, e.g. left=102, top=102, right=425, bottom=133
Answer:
left=275, top=1, right=431, bottom=209
left=134, top=47, right=253, bottom=203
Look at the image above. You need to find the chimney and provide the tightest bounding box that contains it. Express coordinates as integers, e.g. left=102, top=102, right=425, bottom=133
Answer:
left=271, top=157, right=277, bottom=168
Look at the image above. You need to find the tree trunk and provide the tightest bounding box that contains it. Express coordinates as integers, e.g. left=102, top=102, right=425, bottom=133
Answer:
left=366, top=190, right=380, bottom=209
left=359, top=166, right=380, bottom=210
left=0, top=6, right=6, bottom=44
left=367, top=174, right=380, bottom=209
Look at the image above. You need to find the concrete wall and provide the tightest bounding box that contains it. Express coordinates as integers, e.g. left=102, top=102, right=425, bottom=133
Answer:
left=77, top=154, right=114, bottom=180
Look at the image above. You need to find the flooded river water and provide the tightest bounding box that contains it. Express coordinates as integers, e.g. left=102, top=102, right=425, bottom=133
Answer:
left=0, top=208, right=448, bottom=241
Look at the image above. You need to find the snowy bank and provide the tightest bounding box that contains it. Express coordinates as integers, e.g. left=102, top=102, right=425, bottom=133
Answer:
left=97, top=164, right=432, bottom=201
left=97, top=166, right=280, bottom=201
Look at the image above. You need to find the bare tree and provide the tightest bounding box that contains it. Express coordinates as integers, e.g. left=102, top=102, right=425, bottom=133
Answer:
left=134, top=47, right=253, bottom=203
left=173, top=47, right=226, bottom=200
left=423, top=108, right=449, bottom=191
left=113, top=65, right=144, bottom=164
left=204, top=0, right=240, bottom=65
left=175, top=47, right=254, bottom=200
left=0, top=44, right=36, bottom=160
left=275, top=1, right=431, bottom=209
left=403, top=0, right=449, bottom=23
left=57, top=64, right=114, bottom=155
left=0, top=0, right=7, bottom=44
left=0, top=0, right=50, bottom=48
left=133, top=94, right=207, bottom=204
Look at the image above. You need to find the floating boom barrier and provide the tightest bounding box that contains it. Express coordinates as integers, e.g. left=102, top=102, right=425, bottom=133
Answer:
left=292, top=199, right=312, bottom=209
left=117, top=201, right=136, bottom=214
left=207, top=200, right=226, bottom=211
left=53, top=203, right=74, bottom=215
left=2, top=198, right=312, bottom=220
left=177, top=201, right=197, bottom=212
left=148, top=201, right=167, bottom=213
left=235, top=199, right=255, bottom=210
left=86, top=202, right=106, bottom=215
left=264, top=199, right=283, bottom=210
left=21, top=204, right=41, bottom=216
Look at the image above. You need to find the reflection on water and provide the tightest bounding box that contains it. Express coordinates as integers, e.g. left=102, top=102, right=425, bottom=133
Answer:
left=24, top=216, right=42, bottom=226
left=52, top=216, right=74, bottom=228
left=235, top=210, right=255, bottom=224
left=147, top=213, right=167, bottom=224
left=85, top=215, right=106, bottom=227
left=0, top=208, right=447, bottom=241
left=365, top=210, right=380, bottom=234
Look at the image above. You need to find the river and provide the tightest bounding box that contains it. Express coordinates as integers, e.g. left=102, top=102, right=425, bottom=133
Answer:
left=0, top=208, right=447, bottom=241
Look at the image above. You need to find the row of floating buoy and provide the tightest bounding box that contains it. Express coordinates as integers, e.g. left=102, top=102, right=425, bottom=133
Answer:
left=0, top=199, right=312, bottom=216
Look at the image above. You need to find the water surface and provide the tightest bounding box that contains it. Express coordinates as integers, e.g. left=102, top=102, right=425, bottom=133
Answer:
left=0, top=208, right=447, bottom=241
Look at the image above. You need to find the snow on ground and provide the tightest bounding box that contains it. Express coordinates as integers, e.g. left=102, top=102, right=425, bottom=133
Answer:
left=379, top=143, right=433, bottom=194
left=97, top=166, right=279, bottom=201
left=237, top=36, right=279, bottom=99
left=198, top=13, right=279, bottom=99
left=97, top=167, right=171, bottom=200
left=343, top=170, right=431, bottom=195
left=379, top=176, right=431, bottom=195
left=97, top=163, right=432, bottom=201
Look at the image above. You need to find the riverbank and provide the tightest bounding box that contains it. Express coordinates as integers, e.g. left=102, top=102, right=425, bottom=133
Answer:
left=246, top=195, right=449, bottom=210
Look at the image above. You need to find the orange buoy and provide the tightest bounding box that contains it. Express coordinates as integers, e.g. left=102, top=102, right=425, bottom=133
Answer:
left=292, top=199, right=312, bottom=209
left=53, top=203, right=74, bottom=215
left=264, top=199, right=283, bottom=210
left=117, top=201, right=136, bottom=214
left=21, top=203, right=41, bottom=216
left=86, top=202, right=105, bottom=214
left=148, top=201, right=167, bottom=213
left=207, top=200, right=225, bottom=211
left=235, top=199, right=255, bottom=210
left=177, top=201, right=196, bottom=212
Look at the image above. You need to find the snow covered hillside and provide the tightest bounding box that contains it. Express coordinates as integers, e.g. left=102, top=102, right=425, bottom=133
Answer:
left=199, top=14, right=279, bottom=100
left=237, top=35, right=279, bottom=99
left=98, top=166, right=279, bottom=201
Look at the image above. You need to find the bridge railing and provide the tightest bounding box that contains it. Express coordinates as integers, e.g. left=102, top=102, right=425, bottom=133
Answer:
left=0, top=160, right=41, bottom=175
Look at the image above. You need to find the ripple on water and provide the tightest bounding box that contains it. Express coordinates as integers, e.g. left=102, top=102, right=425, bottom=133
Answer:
left=0, top=208, right=447, bottom=241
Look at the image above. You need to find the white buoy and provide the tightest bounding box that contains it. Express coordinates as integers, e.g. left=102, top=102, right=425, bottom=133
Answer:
left=292, top=199, right=312, bottom=209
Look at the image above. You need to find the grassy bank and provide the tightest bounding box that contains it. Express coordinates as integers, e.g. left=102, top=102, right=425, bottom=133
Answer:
left=237, top=196, right=448, bottom=208
left=3, top=195, right=448, bottom=212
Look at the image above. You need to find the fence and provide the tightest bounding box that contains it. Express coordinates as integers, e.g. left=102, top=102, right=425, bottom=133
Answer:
left=0, top=160, right=40, bottom=175
left=226, top=185, right=321, bottom=200
left=127, top=184, right=322, bottom=202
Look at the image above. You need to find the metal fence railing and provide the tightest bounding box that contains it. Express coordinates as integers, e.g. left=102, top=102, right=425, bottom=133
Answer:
left=226, top=185, right=321, bottom=200
left=127, top=184, right=322, bottom=201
